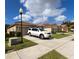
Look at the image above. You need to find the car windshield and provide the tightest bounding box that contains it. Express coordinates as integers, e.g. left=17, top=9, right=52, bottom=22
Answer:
left=39, top=28, right=45, bottom=31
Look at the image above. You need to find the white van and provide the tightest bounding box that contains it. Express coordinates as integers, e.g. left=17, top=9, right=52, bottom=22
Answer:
left=27, top=28, right=52, bottom=39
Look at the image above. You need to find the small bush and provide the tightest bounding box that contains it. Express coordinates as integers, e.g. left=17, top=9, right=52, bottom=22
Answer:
left=9, top=32, right=15, bottom=37
left=16, top=32, right=21, bottom=37
left=5, top=33, right=10, bottom=38
left=5, top=38, right=9, bottom=41
left=5, top=32, right=22, bottom=38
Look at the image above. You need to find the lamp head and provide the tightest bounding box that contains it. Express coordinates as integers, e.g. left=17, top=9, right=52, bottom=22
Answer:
left=19, top=8, right=23, bottom=14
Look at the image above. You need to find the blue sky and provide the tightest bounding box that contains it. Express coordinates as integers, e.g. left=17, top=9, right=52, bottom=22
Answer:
left=5, top=0, right=74, bottom=24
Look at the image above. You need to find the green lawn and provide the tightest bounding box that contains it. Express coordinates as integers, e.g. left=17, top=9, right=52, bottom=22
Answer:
left=51, top=33, right=69, bottom=39
left=5, top=38, right=37, bottom=53
left=38, top=50, right=67, bottom=59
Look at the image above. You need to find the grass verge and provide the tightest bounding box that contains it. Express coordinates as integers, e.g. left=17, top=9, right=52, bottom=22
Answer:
left=5, top=38, right=37, bottom=53
left=51, top=33, right=69, bottom=39
left=38, top=50, right=67, bottom=59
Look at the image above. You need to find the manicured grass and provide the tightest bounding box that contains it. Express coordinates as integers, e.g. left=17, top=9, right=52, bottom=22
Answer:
left=5, top=38, right=37, bottom=53
left=38, top=50, right=67, bottom=59
left=51, top=33, right=69, bottom=39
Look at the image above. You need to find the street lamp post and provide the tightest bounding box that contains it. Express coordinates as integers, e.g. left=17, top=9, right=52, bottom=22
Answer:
left=19, top=8, right=23, bottom=43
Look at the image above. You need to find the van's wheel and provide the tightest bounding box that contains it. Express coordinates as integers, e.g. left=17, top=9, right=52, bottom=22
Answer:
left=29, top=32, right=31, bottom=36
left=40, top=34, right=44, bottom=39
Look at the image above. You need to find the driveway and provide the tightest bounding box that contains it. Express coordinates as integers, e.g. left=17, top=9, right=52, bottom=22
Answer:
left=23, top=35, right=74, bottom=49
left=23, top=34, right=74, bottom=44
left=6, top=35, right=74, bottom=59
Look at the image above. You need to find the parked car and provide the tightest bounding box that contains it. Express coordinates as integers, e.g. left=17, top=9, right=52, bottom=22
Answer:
left=27, top=28, right=52, bottom=39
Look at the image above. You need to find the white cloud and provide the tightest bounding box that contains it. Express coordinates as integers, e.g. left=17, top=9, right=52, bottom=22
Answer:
left=20, top=0, right=26, bottom=3
left=70, top=19, right=74, bottom=23
left=20, top=0, right=66, bottom=24
left=55, top=15, right=67, bottom=21
left=13, top=16, right=19, bottom=20
left=23, top=0, right=63, bottom=16
left=43, top=8, right=66, bottom=17
left=33, top=16, right=48, bottom=24
left=13, top=14, right=32, bottom=21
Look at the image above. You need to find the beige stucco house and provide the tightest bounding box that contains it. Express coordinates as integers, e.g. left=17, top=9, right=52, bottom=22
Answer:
left=7, top=22, right=36, bottom=35
left=7, top=22, right=68, bottom=35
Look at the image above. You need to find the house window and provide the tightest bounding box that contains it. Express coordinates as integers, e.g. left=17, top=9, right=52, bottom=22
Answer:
left=17, top=26, right=21, bottom=31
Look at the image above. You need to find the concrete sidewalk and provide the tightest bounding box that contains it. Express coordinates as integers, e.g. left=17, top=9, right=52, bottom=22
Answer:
left=6, top=51, right=20, bottom=59
left=56, top=41, right=74, bottom=59
left=6, top=35, right=74, bottom=59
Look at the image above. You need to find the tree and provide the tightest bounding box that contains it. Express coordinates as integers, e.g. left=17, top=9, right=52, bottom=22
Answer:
left=62, top=20, right=71, bottom=27
left=5, top=24, right=10, bottom=32
left=5, top=24, right=10, bottom=38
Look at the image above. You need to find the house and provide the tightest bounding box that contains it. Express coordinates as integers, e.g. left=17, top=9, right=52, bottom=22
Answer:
left=70, top=24, right=74, bottom=32
left=7, top=21, right=36, bottom=35
left=37, top=24, right=68, bottom=32
left=7, top=22, right=68, bottom=36
left=59, top=25, right=68, bottom=32
left=36, top=24, right=53, bottom=32
left=36, top=24, right=60, bottom=33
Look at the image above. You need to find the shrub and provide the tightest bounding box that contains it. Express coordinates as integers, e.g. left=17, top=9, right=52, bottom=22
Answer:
left=9, top=32, right=15, bottom=37
left=16, top=32, right=21, bottom=37
left=5, top=33, right=10, bottom=38
left=5, top=32, right=22, bottom=38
